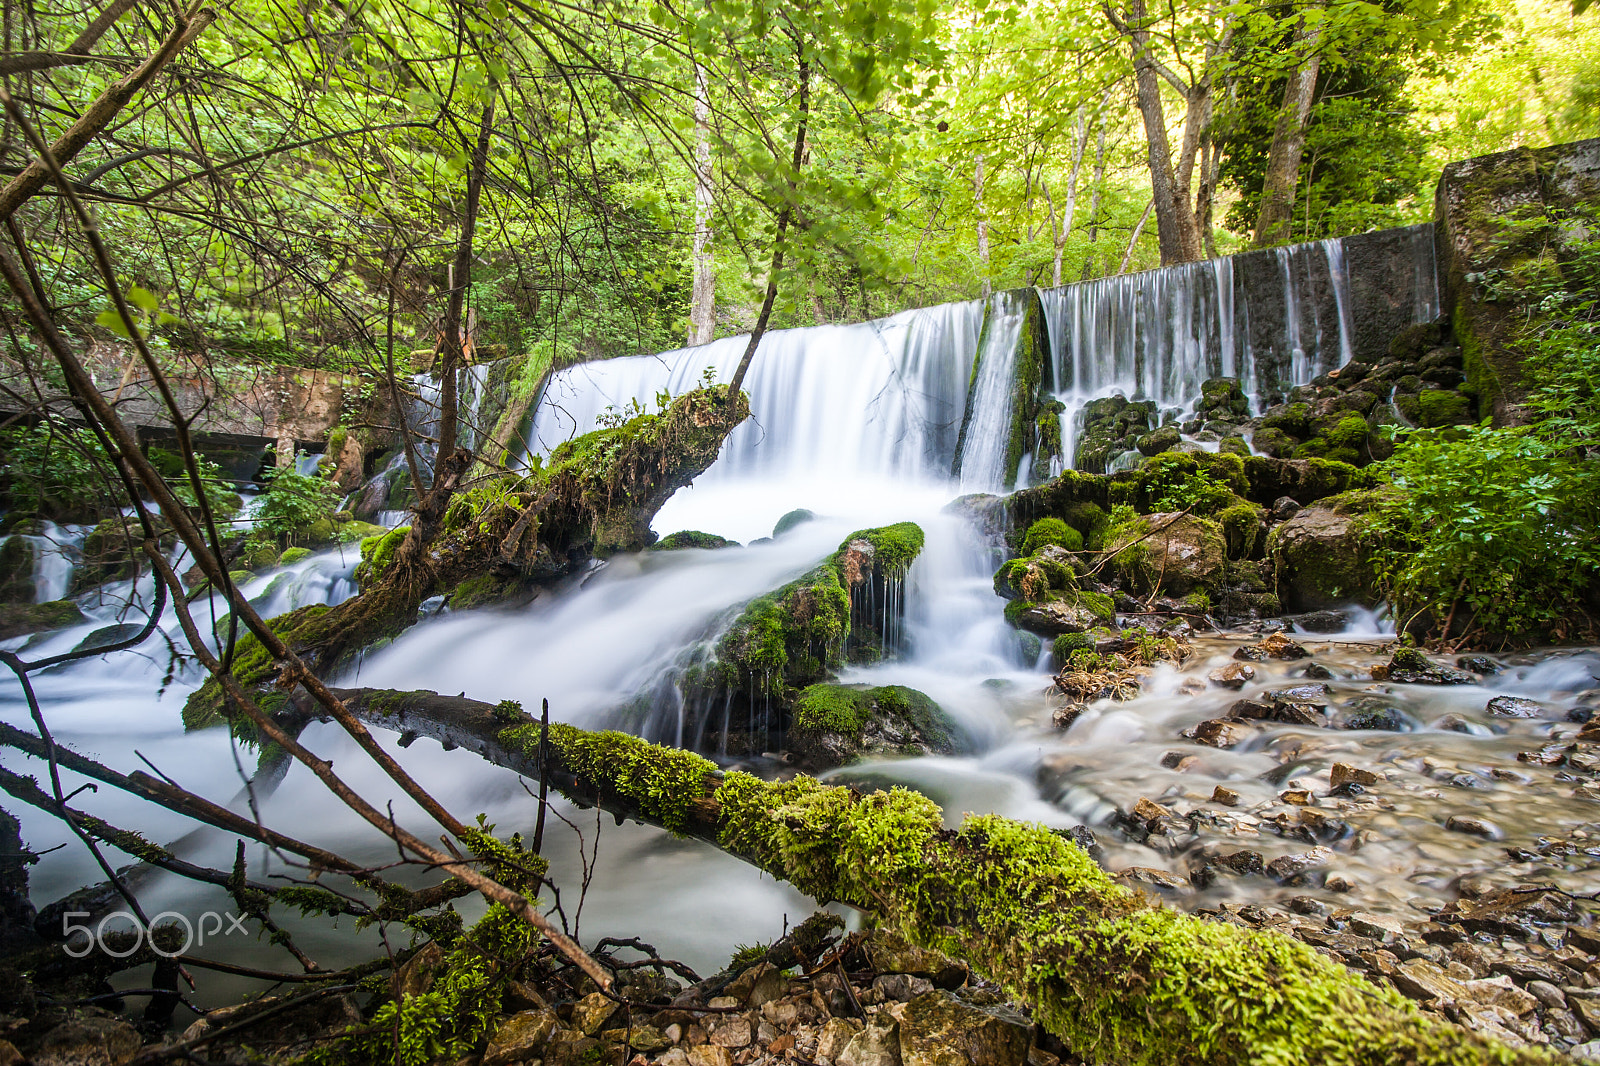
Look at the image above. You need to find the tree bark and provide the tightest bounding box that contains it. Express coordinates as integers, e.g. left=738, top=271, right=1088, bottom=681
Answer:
left=1080, top=121, right=1108, bottom=281
left=0, top=0, right=216, bottom=223
left=974, top=154, right=991, bottom=296
left=726, top=36, right=808, bottom=401
left=1253, top=18, right=1325, bottom=248
left=435, top=99, right=496, bottom=463
left=1118, top=199, right=1155, bottom=273
left=1045, top=108, right=1089, bottom=288
left=687, top=61, right=716, bottom=347
left=326, top=685, right=1553, bottom=1066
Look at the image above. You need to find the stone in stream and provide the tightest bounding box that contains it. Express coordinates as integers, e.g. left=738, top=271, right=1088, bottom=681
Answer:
left=1265, top=846, right=1332, bottom=883
left=1458, top=655, right=1501, bottom=675
left=1330, top=762, right=1380, bottom=789
left=1207, top=662, right=1255, bottom=689
left=1370, top=647, right=1475, bottom=685
left=1486, top=695, right=1544, bottom=718
left=1211, top=785, right=1241, bottom=806
left=1186, top=718, right=1256, bottom=749
left=1445, top=815, right=1502, bottom=839
left=1232, top=632, right=1309, bottom=661
left=896, top=990, right=1031, bottom=1066
left=1337, top=698, right=1415, bottom=732
left=1118, top=866, right=1190, bottom=890
left=1300, top=661, right=1334, bottom=680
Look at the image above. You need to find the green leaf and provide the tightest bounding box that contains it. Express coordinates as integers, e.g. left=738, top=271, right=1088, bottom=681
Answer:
left=95, top=309, right=132, bottom=338
left=128, top=286, right=159, bottom=314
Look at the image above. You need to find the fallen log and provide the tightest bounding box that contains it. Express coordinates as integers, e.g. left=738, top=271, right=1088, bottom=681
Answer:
left=326, top=686, right=1552, bottom=1066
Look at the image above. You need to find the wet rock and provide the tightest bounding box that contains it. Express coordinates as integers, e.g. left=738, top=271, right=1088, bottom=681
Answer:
left=1279, top=789, right=1314, bottom=805
left=1229, top=697, right=1322, bottom=726
left=1211, top=785, right=1240, bottom=806
left=1436, top=887, right=1580, bottom=937
left=1330, top=762, right=1380, bottom=789
left=1338, top=700, right=1414, bottom=732
left=1458, top=656, right=1501, bottom=675
left=873, top=974, right=934, bottom=1002
left=1187, top=718, right=1255, bottom=749
left=816, top=1018, right=865, bottom=1063
left=1187, top=849, right=1264, bottom=887
left=69, top=623, right=148, bottom=655
left=1268, top=508, right=1381, bottom=611
left=1436, top=713, right=1476, bottom=734
left=572, top=990, right=620, bottom=1035
left=1267, top=683, right=1332, bottom=706
left=1118, top=866, right=1189, bottom=890
left=1349, top=912, right=1405, bottom=943
left=1445, top=815, right=1502, bottom=839
left=1265, top=846, right=1332, bottom=883
left=486, top=1010, right=561, bottom=1065
left=862, top=930, right=967, bottom=988
left=1284, top=610, right=1350, bottom=633
left=774, top=509, right=817, bottom=537
left=1487, top=696, right=1544, bottom=718
left=1013, top=596, right=1115, bottom=635
left=1207, top=662, right=1255, bottom=689
left=837, top=1020, right=900, bottom=1066
left=1393, top=957, right=1468, bottom=1005
left=0, top=599, right=87, bottom=641
left=1370, top=647, right=1475, bottom=685
left=726, top=961, right=789, bottom=1008
left=897, top=990, right=1030, bottom=1066
left=1270, top=496, right=1302, bottom=521
left=1233, top=632, right=1309, bottom=661
left=1300, top=661, right=1334, bottom=680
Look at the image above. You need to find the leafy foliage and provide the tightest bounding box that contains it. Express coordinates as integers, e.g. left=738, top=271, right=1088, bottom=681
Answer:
left=255, top=467, right=344, bottom=541
left=0, top=421, right=112, bottom=523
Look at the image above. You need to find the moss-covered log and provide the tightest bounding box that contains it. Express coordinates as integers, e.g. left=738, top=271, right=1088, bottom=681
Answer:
left=185, top=387, right=748, bottom=725
left=328, top=685, right=1550, bottom=1066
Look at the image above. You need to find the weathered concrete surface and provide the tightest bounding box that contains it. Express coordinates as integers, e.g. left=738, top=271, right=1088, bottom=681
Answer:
left=1434, top=137, right=1600, bottom=424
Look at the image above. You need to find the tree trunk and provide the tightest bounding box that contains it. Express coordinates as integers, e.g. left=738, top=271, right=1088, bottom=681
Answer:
left=1253, top=19, right=1324, bottom=248
left=1119, top=199, right=1155, bottom=273
left=686, top=61, right=716, bottom=347
left=1122, top=5, right=1201, bottom=264
left=1080, top=121, right=1107, bottom=281
left=1047, top=107, right=1089, bottom=288
left=436, top=99, right=496, bottom=463
left=974, top=154, right=991, bottom=297
left=726, top=33, right=809, bottom=401
left=326, top=685, right=1551, bottom=1066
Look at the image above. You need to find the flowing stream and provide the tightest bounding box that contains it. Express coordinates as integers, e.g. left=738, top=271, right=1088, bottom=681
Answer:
left=6, top=230, right=1593, bottom=1008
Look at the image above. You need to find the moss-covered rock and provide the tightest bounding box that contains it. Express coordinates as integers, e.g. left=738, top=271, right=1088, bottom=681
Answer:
left=0, top=536, right=32, bottom=604
left=787, top=684, right=959, bottom=769
left=713, top=522, right=926, bottom=703
left=1268, top=507, right=1381, bottom=612
left=1073, top=396, right=1155, bottom=474
left=1416, top=389, right=1475, bottom=428
left=1007, top=589, right=1116, bottom=635
left=1135, top=425, right=1181, bottom=457
left=1020, top=517, right=1083, bottom=555
left=1105, top=513, right=1227, bottom=598
left=279, top=547, right=312, bottom=566
left=652, top=530, right=737, bottom=551
left=773, top=509, right=816, bottom=537
left=1217, top=500, right=1267, bottom=560
left=0, top=599, right=86, bottom=640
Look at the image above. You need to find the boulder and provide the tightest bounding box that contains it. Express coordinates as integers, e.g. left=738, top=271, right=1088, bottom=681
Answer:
left=838, top=1021, right=901, bottom=1066
left=1106, top=513, right=1225, bottom=598
left=0, top=600, right=86, bottom=641
left=788, top=685, right=959, bottom=769
left=896, top=990, right=1030, bottom=1066
left=1370, top=648, right=1475, bottom=685
left=485, top=1010, right=561, bottom=1065
left=861, top=930, right=967, bottom=988
left=1268, top=507, right=1380, bottom=612
left=1009, top=592, right=1116, bottom=635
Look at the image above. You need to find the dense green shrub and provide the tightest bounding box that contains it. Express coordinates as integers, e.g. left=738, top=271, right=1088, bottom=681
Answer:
left=0, top=421, right=111, bottom=522
left=256, top=467, right=343, bottom=541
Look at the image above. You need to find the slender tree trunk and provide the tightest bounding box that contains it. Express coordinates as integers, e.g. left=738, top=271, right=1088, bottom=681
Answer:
left=974, top=154, right=991, bottom=297
left=1119, top=0, right=1202, bottom=265
left=1047, top=107, right=1089, bottom=288
left=686, top=61, right=716, bottom=347
left=1081, top=121, right=1108, bottom=281
left=1119, top=199, right=1155, bottom=273
left=436, top=99, right=495, bottom=463
left=1253, top=18, right=1324, bottom=248
left=726, top=37, right=808, bottom=400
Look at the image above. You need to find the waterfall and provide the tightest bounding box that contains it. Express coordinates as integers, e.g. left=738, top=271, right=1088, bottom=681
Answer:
left=954, top=289, right=1029, bottom=491
left=1037, top=226, right=1441, bottom=465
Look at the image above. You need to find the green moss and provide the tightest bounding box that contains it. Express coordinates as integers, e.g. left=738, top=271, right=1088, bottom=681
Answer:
left=354, top=526, right=409, bottom=590
left=501, top=723, right=716, bottom=834
left=708, top=768, right=1541, bottom=1066
left=183, top=605, right=332, bottom=731
left=279, top=547, right=312, bottom=566
left=446, top=572, right=512, bottom=611
left=1052, top=631, right=1093, bottom=667
left=1260, top=402, right=1312, bottom=438
left=1021, top=518, right=1083, bottom=555
left=774, top=508, right=816, bottom=537
left=1217, top=499, right=1265, bottom=559
left=325, top=426, right=348, bottom=460
left=850, top=522, right=925, bottom=577
left=1417, top=389, right=1474, bottom=428
left=653, top=530, right=736, bottom=550
left=794, top=684, right=871, bottom=734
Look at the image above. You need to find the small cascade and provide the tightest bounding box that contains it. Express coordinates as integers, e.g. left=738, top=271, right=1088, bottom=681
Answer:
left=954, top=289, right=1030, bottom=491
left=400, top=362, right=496, bottom=485
left=1037, top=225, right=1441, bottom=469
left=0, top=522, right=84, bottom=604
